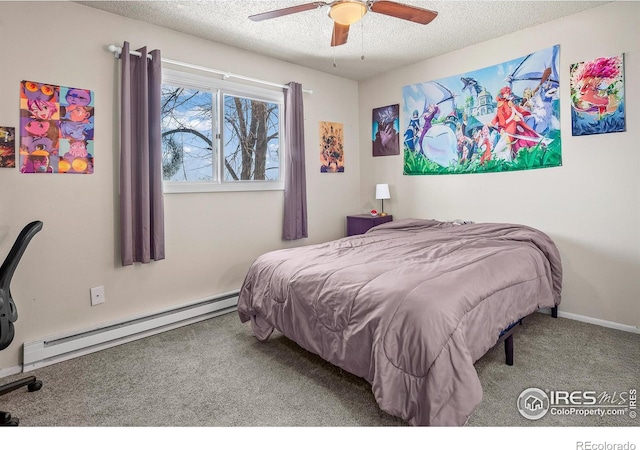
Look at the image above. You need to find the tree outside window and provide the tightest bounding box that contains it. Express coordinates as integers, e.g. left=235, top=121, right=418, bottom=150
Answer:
left=161, top=82, right=281, bottom=185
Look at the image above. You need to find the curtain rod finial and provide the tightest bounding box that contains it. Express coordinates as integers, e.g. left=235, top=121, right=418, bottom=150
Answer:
left=107, top=44, right=121, bottom=58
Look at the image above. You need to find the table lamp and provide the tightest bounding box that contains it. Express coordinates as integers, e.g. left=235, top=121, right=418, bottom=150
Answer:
left=375, top=184, right=390, bottom=216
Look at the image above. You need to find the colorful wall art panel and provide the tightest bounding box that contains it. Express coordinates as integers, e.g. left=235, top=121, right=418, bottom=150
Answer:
left=19, top=80, right=95, bottom=174
left=0, top=127, right=16, bottom=168
left=373, top=104, right=400, bottom=157
left=570, top=54, right=625, bottom=136
left=320, top=121, right=344, bottom=173
left=402, top=45, right=562, bottom=175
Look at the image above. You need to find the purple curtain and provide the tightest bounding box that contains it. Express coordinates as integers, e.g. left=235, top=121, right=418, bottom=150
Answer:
left=119, top=41, right=165, bottom=266
left=282, top=82, right=308, bottom=240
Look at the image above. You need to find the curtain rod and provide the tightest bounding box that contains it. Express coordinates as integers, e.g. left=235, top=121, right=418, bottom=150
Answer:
left=107, top=44, right=313, bottom=94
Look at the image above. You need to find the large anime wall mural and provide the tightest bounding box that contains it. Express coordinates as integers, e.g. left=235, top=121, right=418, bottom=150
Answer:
left=19, top=80, right=95, bottom=174
left=402, top=45, right=561, bottom=175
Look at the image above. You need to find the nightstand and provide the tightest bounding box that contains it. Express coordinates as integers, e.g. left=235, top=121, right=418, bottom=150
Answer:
left=346, top=214, right=393, bottom=236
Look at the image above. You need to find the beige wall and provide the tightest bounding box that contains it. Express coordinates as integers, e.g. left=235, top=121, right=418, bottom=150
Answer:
left=0, top=2, right=361, bottom=368
left=358, top=2, right=639, bottom=328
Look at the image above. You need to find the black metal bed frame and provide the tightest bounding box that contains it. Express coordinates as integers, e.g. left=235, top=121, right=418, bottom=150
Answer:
left=497, top=306, right=557, bottom=366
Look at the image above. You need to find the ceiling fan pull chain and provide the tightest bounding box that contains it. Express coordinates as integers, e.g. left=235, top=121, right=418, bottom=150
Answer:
left=361, top=20, right=365, bottom=61
left=331, top=23, right=337, bottom=68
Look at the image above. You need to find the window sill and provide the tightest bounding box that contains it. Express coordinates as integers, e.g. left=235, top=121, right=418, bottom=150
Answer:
left=163, top=180, right=285, bottom=194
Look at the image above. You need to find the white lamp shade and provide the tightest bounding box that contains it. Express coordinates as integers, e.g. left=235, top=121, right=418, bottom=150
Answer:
left=375, top=184, right=390, bottom=200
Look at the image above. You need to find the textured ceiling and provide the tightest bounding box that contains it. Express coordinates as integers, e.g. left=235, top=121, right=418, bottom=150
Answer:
left=76, top=0, right=608, bottom=80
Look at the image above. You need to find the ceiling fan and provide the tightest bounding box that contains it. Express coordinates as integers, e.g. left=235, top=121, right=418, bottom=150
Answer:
left=249, top=1, right=438, bottom=47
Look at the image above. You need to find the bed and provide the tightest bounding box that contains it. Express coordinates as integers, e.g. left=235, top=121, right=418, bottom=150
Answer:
left=237, top=218, right=563, bottom=426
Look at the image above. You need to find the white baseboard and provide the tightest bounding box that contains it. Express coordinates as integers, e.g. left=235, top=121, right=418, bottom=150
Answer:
left=539, top=308, right=639, bottom=334
left=0, top=365, right=23, bottom=378
left=22, top=291, right=239, bottom=372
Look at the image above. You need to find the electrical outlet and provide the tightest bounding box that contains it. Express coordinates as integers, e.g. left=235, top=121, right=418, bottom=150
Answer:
left=90, top=286, right=105, bottom=306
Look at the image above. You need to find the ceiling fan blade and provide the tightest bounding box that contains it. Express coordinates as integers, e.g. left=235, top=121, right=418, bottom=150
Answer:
left=369, top=1, right=438, bottom=25
left=331, top=22, right=350, bottom=47
left=249, top=2, right=328, bottom=22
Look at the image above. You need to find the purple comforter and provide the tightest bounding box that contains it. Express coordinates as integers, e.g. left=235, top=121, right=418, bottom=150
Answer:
left=237, top=219, right=562, bottom=426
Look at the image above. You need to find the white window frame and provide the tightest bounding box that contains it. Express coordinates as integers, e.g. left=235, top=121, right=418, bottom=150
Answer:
left=161, top=68, right=285, bottom=194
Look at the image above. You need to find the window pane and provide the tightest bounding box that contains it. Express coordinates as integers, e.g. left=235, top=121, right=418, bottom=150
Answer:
left=161, top=85, right=214, bottom=181
left=223, top=94, right=279, bottom=181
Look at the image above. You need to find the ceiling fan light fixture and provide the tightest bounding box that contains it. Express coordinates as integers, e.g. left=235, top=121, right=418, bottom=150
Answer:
left=329, top=1, right=367, bottom=25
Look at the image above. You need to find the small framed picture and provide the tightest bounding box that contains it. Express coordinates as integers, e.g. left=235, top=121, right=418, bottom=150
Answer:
left=0, top=127, right=16, bottom=168
left=372, top=104, right=399, bottom=157
left=570, top=54, right=625, bottom=136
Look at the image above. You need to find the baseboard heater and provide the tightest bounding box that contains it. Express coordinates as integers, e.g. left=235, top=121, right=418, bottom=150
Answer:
left=22, top=290, right=239, bottom=372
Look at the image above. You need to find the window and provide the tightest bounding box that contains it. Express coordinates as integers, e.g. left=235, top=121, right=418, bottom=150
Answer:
left=161, top=69, right=284, bottom=193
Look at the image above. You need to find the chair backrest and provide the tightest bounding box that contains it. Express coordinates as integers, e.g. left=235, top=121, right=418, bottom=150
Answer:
left=0, top=221, right=43, bottom=351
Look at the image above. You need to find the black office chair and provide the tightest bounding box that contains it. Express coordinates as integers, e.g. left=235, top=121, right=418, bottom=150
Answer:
left=0, top=221, right=43, bottom=426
